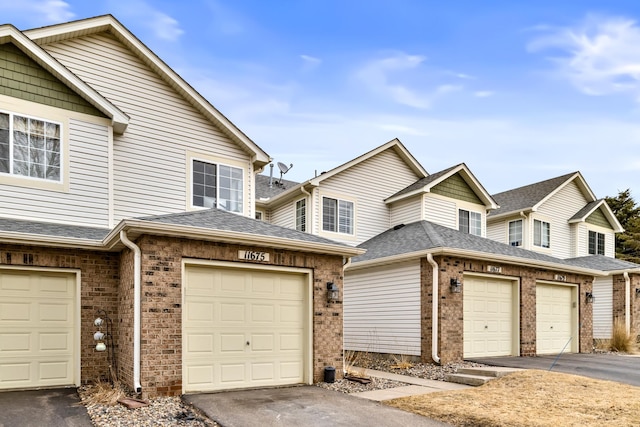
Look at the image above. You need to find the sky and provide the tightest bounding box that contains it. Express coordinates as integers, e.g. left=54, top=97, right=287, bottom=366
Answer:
left=2, top=0, right=640, bottom=198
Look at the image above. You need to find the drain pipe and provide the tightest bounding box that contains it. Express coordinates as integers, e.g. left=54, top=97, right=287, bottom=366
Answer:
left=426, top=253, right=440, bottom=364
left=120, top=230, right=142, bottom=394
left=300, top=186, right=312, bottom=231
left=624, top=272, right=631, bottom=334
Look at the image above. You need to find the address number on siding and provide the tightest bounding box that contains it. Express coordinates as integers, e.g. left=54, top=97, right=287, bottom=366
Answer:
left=238, top=250, right=270, bottom=262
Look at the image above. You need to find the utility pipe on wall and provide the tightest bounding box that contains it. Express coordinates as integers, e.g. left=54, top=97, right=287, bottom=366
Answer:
left=426, top=253, right=440, bottom=364
left=624, top=272, right=631, bottom=334
left=120, top=230, right=142, bottom=394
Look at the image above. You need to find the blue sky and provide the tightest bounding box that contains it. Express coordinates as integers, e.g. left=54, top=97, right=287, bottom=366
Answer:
left=2, top=1, right=640, bottom=198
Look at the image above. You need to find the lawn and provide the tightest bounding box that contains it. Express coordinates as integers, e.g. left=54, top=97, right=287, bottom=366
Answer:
left=385, top=370, right=640, bottom=427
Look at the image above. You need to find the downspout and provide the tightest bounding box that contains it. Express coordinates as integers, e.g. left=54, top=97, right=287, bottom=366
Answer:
left=426, top=253, right=440, bottom=364
left=120, top=230, right=142, bottom=394
left=624, top=271, right=631, bottom=335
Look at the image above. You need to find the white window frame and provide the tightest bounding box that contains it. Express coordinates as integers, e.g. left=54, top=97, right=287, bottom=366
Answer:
left=255, top=211, right=264, bottom=221
left=459, top=209, right=482, bottom=236
left=0, top=109, right=63, bottom=184
left=295, top=198, right=306, bottom=232
left=508, top=219, right=523, bottom=246
left=322, top=196, right=354, bottom=235
left=588, top=230, right=605, bottom=255
left=188, top=152, right=245, bottom=214
left=533, top=219, right=550, bottom=248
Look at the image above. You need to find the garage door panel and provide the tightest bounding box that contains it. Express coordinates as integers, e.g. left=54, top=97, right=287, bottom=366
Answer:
left=184, top=266, right=307, bottom=392
left=0, top=271, right=76, bottom=390
left=536, top=284, right=575, bottom=354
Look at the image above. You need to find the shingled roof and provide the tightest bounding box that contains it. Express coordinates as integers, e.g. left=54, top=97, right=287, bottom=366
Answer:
left=386, top=164, right=459, bottom=200
left=255, top=174, right=301, bottom=199
left=0, top=217, right=110, bottom=241
left=565, top=255, right=640, bottom=272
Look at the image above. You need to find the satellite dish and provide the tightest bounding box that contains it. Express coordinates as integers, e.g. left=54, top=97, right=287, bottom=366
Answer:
left=277, top=162, right=293, bottom=183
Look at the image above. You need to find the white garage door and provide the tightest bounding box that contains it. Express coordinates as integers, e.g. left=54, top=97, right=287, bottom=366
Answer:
left=183, top=265, right=309, bottom=393
left=0, top=270, right=76, bottom=390
left=464, top=276, right=516, bottom=358
left=536, top=284, right=576, bottom=354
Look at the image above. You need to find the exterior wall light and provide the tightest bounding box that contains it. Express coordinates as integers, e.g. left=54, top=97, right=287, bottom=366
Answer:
left=585, top=291, right=594, bottom=303
left=636, top=288, right=640, bottom=298
left=327, top=282, right=339, bottom=303
left=450, top=278, right=462, bottom=293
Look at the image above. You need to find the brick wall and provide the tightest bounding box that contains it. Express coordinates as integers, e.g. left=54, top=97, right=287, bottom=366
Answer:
left=612, top=273, right=640, bottom=339
left=421, top=255, right=593, bottom=363
left=130, top=235, right=344, bottom=397
left=0, top=244, right=119, bottom=383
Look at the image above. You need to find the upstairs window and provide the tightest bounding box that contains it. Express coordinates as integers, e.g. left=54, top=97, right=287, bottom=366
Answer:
left=588, top=231, right=605, bottom=255
left=0, top=112, right=61, bottom=182
left=534, top=220, right=550, bottom=248
left=322, top=197, right=353, bottom=234
left=459, top=209, right=482, bottom=236
left=192, top=159, right=243, bottom=213
left=296, top=199, right=306, bottom=232
left=509, top=219, right=523, bottom=246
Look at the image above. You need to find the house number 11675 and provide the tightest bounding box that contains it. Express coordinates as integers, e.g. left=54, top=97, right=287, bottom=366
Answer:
left=238, top=250, right=270, bottom=262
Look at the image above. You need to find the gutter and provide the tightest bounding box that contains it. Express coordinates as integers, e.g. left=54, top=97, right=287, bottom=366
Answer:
left=624, top=272, right=631, bottom=334
left=426, top=253, right=440, bottom=364
left=119, top=230, right=142, bottom=394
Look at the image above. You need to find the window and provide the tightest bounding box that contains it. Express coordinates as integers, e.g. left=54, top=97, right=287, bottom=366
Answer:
left=0, top=112, right=61, bottom=181
left=459, top=209, right=482, bottom=236
left=296, top=199, right=306, bottom=232
left=508, top=220, right=523, bottom=246
left=589, top=231, right=605, bottom=255
left=255, top=211, right=263, bottom=221
left=322, top=197, right=353, bottom=234
left=192, top=159, right=243, bottom=213
left=533, top=220, right=550, bottom=248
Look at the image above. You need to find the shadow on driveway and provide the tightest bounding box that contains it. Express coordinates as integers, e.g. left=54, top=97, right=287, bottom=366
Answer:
left=470, top=353, right=640, bottom=386
left=0, top=388, right=92, bottom=427
left=185, top=385, right=452, bottom=427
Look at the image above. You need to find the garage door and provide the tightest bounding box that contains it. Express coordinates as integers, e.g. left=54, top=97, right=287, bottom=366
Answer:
left=536, top=284, right=576, bottom=354
left=0, top=270, right=76, bottom=390
left=463, top=276, right=516, bottom=358
left=183, top=265, right=308, bottom=393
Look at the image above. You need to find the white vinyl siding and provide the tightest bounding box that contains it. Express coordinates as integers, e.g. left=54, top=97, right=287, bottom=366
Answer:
left=389, top=196, right=422, bottom=227
left=41, top=33, right=253, bottom=221
left=535, top=181, right=589, bottom=258
left=270, top=201, right=295, bottom=228
left=318, top=148, right=420, bottom=245
left=344, top=261, right=421, bottom=356
left=0, top=118, right=110, bottom=226
left=423, top=195, right=456, bottom=229
left=575, top=223, right=616, bottom=258
left=592, top=277, right=613, bottom=339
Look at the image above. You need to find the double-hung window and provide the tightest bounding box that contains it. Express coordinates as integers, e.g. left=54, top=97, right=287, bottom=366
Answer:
left=533, top=220, right=550, bottom=248
left=0, top=112, right=61, bottom=181
left=296, top=198, right=306, bottom=232
left=588, top=231, right=605, bottom=255
left=192, top=159, right=243, bottom=213
left=322, top=197, right=353, bottom=234
left=459, top=209, right=482, bottom=236
left=508, top=219, right=523, bottom=246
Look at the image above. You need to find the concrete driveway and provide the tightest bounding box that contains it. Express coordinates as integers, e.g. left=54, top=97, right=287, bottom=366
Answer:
left=0, top=388, right=92, bottom=427
left=471, top=353, right=640, bottom=386
left=185, top=385, right=452, bottom=427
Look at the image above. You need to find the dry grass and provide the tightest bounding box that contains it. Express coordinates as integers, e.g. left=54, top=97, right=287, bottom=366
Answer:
left=610, top=319, right=636, bottom=353
left=385, top=370, right=640, bottom=427
left=344, top=350, right=369, bottom=378
left=80, top=381, right=126, bottom=407
left=390, top=353, right=414, bottom=370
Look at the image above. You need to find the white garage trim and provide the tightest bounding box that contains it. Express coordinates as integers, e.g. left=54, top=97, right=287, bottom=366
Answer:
left=181, top=259, right=313, bottom=394
left=535, top=281, right=579, bottom=354
left=463, top=273, right=520, bottom=358
left=0, top=266, right=80, bottom=390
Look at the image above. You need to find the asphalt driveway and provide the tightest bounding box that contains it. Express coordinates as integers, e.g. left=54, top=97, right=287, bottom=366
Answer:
left=185, top=385, right=452, bottom=427
left=471, top=353, right=640, bottom=386
left=0, top=388, right=92, bottom=427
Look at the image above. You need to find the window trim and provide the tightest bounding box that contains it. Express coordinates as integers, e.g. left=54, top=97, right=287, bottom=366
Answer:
left=321, top=195, right=355, bottom=236
left=508, top=219, right=523, bottom=247
left=533, top=219, right=551, bottom=248
left=186, top=151, right=246, bottom=214
left=458, top=208, right=482, bottom=236
left=295, top=198, right=307, bottom=232
left=588, top=230, right=605, bottom=255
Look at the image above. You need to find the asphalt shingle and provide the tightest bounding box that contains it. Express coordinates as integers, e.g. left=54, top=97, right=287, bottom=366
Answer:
left=0, top=217, right=110, bottom=240
left=386, top=164, right=460, bottom=200
left=255, top=174, right=300, bottom=199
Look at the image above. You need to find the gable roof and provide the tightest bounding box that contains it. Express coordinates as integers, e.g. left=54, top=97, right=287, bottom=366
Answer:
left=488, top=172, right=596, bottom=219
left=349, top=220, right=609, bottom=275
left=385, top=163, right=498, bottom=209
left=24, top=15, right=270, bottom=169
left=0, top=24, right=129, bottom=132
left=568, top=199, right=624, bottom=232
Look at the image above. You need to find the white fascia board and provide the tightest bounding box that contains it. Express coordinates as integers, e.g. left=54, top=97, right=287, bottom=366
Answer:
left=1, top=24, right=129, bottom=133
left=487, top=209, right=533, bottom=221
left=567, top=200, right=624, bottom=233
left=0, top=232, right=106, bottom=250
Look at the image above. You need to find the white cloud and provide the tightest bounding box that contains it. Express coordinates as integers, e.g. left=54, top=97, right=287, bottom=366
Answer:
left=300, top=55, right=321, bottom=71
left=0, top=0, right=74, bottom=25
left=107, top=0, right=183, bottom=41
left=529, top=15, right=640, bottom=100
left=474, top=91, right=494, bottom=98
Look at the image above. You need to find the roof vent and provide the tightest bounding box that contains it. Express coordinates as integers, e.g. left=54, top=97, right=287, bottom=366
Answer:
left=393, top=224, right=405, bottom=231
